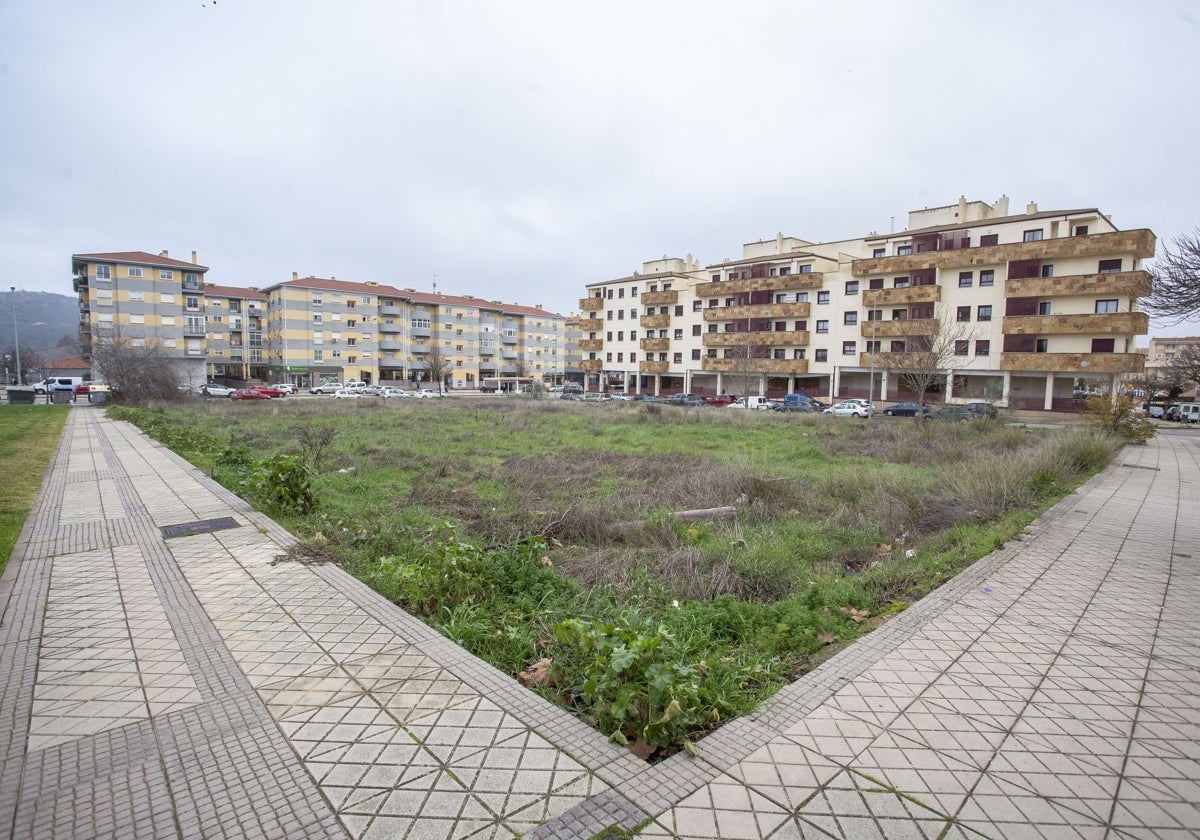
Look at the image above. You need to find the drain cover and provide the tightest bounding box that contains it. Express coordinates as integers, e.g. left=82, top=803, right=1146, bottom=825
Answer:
left=161, top=516, right=240, bottom=539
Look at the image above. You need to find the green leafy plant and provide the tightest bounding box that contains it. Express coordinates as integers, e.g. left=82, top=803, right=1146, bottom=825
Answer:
left=240, top=454, right=316, bottom=515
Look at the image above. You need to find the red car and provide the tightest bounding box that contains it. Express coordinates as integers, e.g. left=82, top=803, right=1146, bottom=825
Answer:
left=706, top=394, right=737, bottom=405
left=231, top=389, right=270, bottom=400
left=252, top=385, right=287, bottom=398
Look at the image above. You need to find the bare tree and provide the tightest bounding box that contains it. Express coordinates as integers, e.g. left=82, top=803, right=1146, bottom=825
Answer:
left=422, top=341, right=453, bottom=395
left=1145, top=226, right=1200, bottom=324
left=1128, top=366, right=1189, bottom=406
left=89, top=334, right=187, bottom=404
left=726, top=328, right=770, bottom=397
left=1165, top=345, right=1200, bottom=389
left=889, top=317, right=977, bottom=412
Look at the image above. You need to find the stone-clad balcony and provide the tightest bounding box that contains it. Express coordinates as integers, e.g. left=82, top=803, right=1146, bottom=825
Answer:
left=852, top=229, right=1157, bottom=276
left=694, top=274, right=823, bottom=297
left=860, top=286, right=941, bottom=306
left=1005, top=270, right=1152, bottom=299
left=641, top=290, right=678, bottom=306
left=702, top=331, right=809, bottom=347
left=578, top=339, right=603, bottom=351
left=1002, top=312, right=1149, bottom=336
left=1000, top=352, right=1145, bottom=374
left=579, top=296, right=604, bottom=311
left=702, top=302, right=811, bottom=321
left=860, top=318, right=937, bottom=338
left=640, top=314, right=672, bottom=329
left=579, top=359, right=604, bottom=372
left=640, top=338, right=670, bottom=352
left=639, top=360, right=669, bottom=373
left=701, top=358, right=808, bottom=374
left=578, top=318, right=604, bottom=331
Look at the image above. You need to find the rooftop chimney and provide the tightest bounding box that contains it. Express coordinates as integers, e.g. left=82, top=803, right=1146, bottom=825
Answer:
left=159, top=250, right=169, bottom=258
left=191, top=250, right=197, bottom=264
left=1026, top=201, right=1038, bottom=215
left=292, top=272, right=298, bottom=282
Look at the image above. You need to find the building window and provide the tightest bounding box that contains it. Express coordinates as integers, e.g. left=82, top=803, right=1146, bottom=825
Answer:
left=817, top=291, right=830, bottom=305
left=1041, top=264, right=1054, bottom=277
left=979, top=269, right=995, bottom=286
left=869, top=278, right=884, bottom=290
left=844, top=312, right=858, bottom=326
left=1091, top=338, right=1115, bottom=353
left=977, top=305, right=992, bottom=321
left=1036, top=339, right=1049, bottom=353
left=954, top=340, right=969, bottom=356
left=816, top=320, right=829, bottom=333
left=630, top=353, right=636, bottom=362
left=845, top=281, right=859, bottom=295
left=673, top=352, right=683, bottom=364
left=95, top=264, right=112, bottom=279
left=1023, top=229, right=1044, bottom=242
left=158, top=270, right=173, bottom=280
left=980, top=234, right=999, bottom=246
left=186, top=296, right=200, bottom=310
left=127, top=266, right=143, bottom=278
left=129, top=291, right=144, bottom=301
left=1095, top=299, right=1119, bottom=314
left=617, top=352, right=623, bottom=362
left=894, top=276, right=910, bottom=289
left=675, top=305, right=684, bottom=316
left=607, top=311, right=613, bottom=320
left=631, top=287, right=638, bottom=297
left=1098, top=259, right=1122, bottom=274
left=618, top=288, right=625, bottom=298
left=795, top=320, right=807, bottom=331
left=606, top=352, right=612, bottom=362
left=958, top=272, right=973, bottom=287
left=975, top=340, right=990, bottom=356
left=691, top=349, right=701, bottom=360
left=794, top=349, right=806, bottom=359
left=815, top=349, right=828, bottom=362
left=873, top=248, right=885, bottom=258
left=692, top=324, right=702, bottom=336
left=1073, top=225, right=1089, bottom=236
left=312, top=295, right=322, bottom=306
left=674, top=329, right=684, bottom=340
left=957, top=306, right=971, bottom=322
left=842, top=341, right=856, bottom=355
left=313, top=313, right=322, bottom=324
left=1038, top=301, right=1052, bottom=316
left=693, top=300, right=703, bottom=311
left=897, top=245, right=913, bottom=256
left=866, top=310, right=881, bottom=322
left=617, top=310, right=624, bottom=320
left=606, top=331, right=613, bottom=341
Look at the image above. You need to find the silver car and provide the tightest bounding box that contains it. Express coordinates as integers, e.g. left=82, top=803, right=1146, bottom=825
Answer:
left=825, top=400, right=874, bottom=418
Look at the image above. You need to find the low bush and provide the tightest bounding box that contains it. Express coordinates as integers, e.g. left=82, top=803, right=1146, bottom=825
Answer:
left=1083, top=395, right=1155, bottom=444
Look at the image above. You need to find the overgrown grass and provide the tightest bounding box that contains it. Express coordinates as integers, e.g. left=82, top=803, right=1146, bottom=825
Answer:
left=110, top=397, right=1125, bottom=758
left=0, top=405, right=69, bottom=575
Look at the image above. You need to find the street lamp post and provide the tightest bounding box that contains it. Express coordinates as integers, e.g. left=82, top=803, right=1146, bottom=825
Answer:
left=9, top=287, right=21, bottom=385
left=868, top=289, right=877, bottom=410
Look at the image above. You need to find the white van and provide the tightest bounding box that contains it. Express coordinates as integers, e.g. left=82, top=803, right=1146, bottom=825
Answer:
left=1177, top=403, right=1200, bottom=424
left=34, top=377, right=83, bottom=395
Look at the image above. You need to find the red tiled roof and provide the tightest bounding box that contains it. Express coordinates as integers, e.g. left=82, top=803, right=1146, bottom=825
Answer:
left=267, top=278, right=563, bottom=318
left=72, top=251, right=210, bottom=271
left=42, top=356, right=89, bottom=369
left=204, top=284, right=267, bottom=300
left=269, top=276, right=405, bottom=297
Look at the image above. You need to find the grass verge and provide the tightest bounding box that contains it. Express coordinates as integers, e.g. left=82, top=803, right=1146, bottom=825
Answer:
left=0, top=405, right=69, bottom=576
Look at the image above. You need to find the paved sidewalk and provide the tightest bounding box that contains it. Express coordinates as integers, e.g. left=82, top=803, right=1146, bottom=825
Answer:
left=0, top=408, right=1196, bottom=839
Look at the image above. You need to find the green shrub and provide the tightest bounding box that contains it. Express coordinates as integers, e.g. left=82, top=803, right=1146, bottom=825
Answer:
left=240, top=454, right=316, bottom=515
left=1083, top=395, right=1155, bottom=444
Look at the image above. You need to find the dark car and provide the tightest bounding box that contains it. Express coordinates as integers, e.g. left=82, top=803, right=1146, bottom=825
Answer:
left=932, top=406, right=974, bottom=423
left=667, top=394, right=708, bottom=407
left=231, top=388, right=270, bottom=401
left=963, top=402, right=998, bottom=419
left=560, top=392, right=583, bottom=401
left=883, top=402, right=933, bottom=417
left=636, top=394, right=663, bottom=403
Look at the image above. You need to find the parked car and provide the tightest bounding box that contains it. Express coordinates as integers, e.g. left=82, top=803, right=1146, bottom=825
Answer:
left=962, top=402, right=999, bottom=419
left=773, top=394, right=820, bottom=412
left=1148, top=404, right=1166, bottom=419
left=667, top=393, right=708, bottom=407
left=270, top=383, right=297, bottom=394
left=609, top=392, right=634, bottom=401
left=332, top=389, right=361, bottom=399
left=1177, top=403, right=1200, bottom=424
left=883, top=402, right=933, bottom=417
left=583, top=392, right=609, bottom=402
left=34, top=377, right=84, bottom=395
left=412, top=389, right=443, bottom=398
left=706, top=394, right=737, bottom=406
left=636, top=394, right=663, bottom=403
left=560, top=392, right=583, bottom=401
left=825, top=401, right=874, bottom=418
left=230, top=389, right=270, bottom=401
left=201, top=384, right=238, bottom=397
left=309, top=382, right=342, bottom=395
left=932, top=406, right=974, bottom=423
left=378, top=387, right=407, bottom=398
left=252, top=385, right=288, bottom=398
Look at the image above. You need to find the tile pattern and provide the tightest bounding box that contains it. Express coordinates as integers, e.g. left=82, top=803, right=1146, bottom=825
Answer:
left=0, top=407, right=1196, bottom=839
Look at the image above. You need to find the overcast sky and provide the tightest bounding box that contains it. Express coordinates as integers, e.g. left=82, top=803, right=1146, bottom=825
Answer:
left=2, top=1, right=1198, bottom=339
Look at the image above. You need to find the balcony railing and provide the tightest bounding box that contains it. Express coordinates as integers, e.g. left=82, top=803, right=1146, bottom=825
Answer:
left=578, top=318, right=604, bottom=331
left=640, top=337, right=669, bottom=352
left=579, top=339, right=604, bottom=351
left=853, top=229, right=1157, bottom=276
left=1000, top=352, right=1145, bottom=374
left=640, top=314, right=671, bottom=329
left=1001, top=312, right=1149, bottom=336
left=500, top=333, right=518, bottom=345
left=702, top=330, right=809, bottom=348
left=579, top=296, right=604, bottom=311
left=702, top=302, right=810, bottom=321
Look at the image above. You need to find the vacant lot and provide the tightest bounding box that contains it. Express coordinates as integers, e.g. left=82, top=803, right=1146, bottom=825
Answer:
left=110, top=397, right=1119, bottom=757
left=0, top=405, right=69, bottom=575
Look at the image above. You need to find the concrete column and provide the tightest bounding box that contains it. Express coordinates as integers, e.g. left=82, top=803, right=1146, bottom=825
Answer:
left=1044, top=372, right=1055, bottom=411
left=758, top=374, right=766, bottom=396
left=716, top=372, right=724, bottom=394
left=880, top=370, right=889, bottom=400
left=1002, top=371, right=1011, bottom=407
left=945, top=371, right=955, bottom=400
left=832, top=367, right=841, bottom=399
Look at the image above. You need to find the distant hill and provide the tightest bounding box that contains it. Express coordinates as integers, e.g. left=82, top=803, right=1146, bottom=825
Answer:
left=0, top=290, right=81, bottom=365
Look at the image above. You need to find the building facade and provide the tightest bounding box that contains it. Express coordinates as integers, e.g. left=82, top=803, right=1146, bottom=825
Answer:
left=581, top=197, right=1154, bottom=410
left=72, top=250, right=212, bottom=385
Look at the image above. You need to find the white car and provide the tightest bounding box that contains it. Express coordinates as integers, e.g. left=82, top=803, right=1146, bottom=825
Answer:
left=200, top=384, right=238, bottom=397
left=825, top=400, right=874, bottom=418
left=332, top=389, right=361, bottom=399
left=412, top=389, right=442, bottom=398
left=309, top=383, right=342, bottom=395
left=270, top=383, right=297, bottom=394
left=609, top=392, right=634, bottom=401
left=378, top=387, right=407, bottom=398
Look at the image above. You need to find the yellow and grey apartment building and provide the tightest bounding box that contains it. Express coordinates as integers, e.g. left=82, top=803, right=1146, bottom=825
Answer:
left=579, top=196, right=1155, bottom=410
left=71, top=253, right=566, bottom=390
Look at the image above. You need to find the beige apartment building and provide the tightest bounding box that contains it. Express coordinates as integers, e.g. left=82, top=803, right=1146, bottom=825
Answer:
left=72, top=250, right=212, bottom=386
left=581, top=197, right=1154, bottom=410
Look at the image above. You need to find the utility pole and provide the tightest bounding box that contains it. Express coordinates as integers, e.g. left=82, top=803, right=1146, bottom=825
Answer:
left=868, top=289, right=877, bottom=411
left=10, top=287, right=21, bottom=385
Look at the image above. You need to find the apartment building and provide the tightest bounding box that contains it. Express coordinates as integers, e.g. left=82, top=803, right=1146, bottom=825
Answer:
left=72, top=250, right=211, bottom=384
left=582, top=197, right=1154, bottom=410
left=1145, top=336, right=1200, bottom=368
left=203, top=284, right=268, bottom=382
